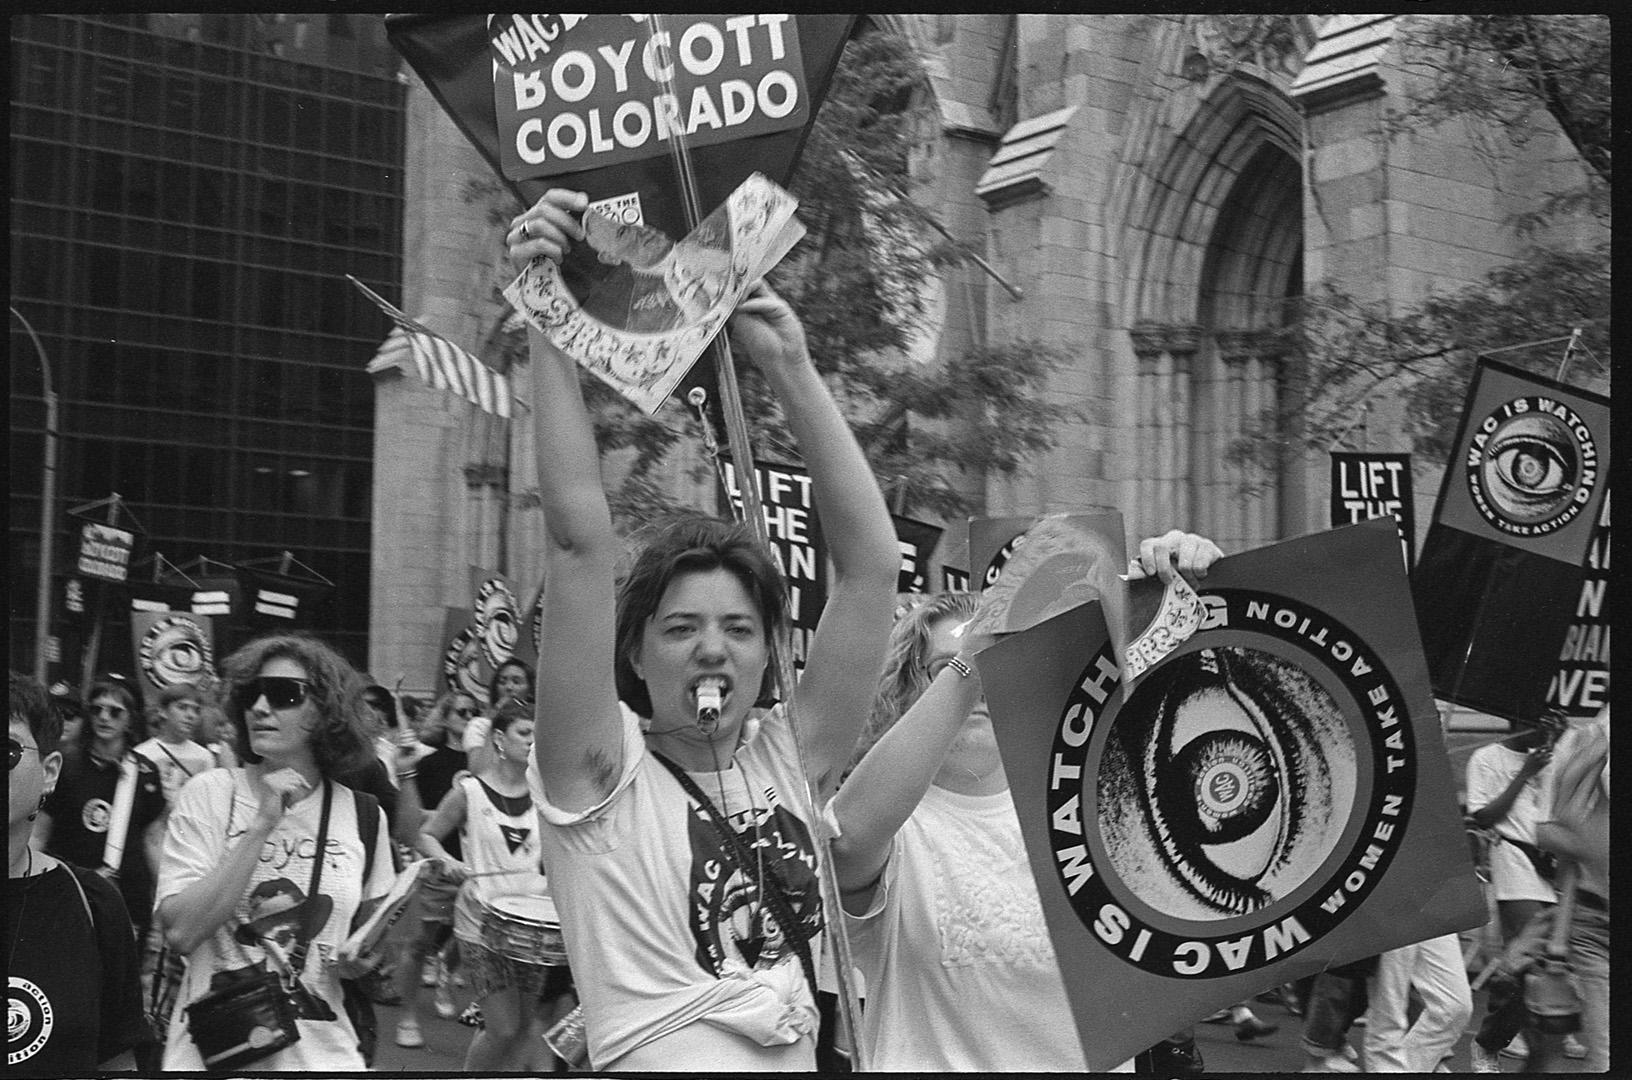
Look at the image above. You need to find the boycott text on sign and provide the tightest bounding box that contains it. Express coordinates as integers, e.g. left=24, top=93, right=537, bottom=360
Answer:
left=492, top=15, right=808, bottom=178
left=77, top=522, right=135, bottom=582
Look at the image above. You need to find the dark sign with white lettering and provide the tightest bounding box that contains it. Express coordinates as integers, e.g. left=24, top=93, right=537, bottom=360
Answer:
left=1330, top=452, right=1413, bottom=568
left=77, top=523, right=135, bottom=583
left=490, top=15, right=808, bottom=180
left=1413, top=359, right=1610, bottom=721
left=976, top=518, right=1483, bottom=1069
left=1546, top=492, right=1609, bottom=718
left=720, top=460, right=826, bottom=670
left=892, top=514, right=942, bottom=596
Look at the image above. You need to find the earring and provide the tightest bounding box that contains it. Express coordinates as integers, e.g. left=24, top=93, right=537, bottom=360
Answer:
left=29, top=792, right=47, bottom=821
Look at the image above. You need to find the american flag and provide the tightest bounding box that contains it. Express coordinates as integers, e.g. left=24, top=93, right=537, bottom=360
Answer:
left=348, top=275, right=512, bottom=419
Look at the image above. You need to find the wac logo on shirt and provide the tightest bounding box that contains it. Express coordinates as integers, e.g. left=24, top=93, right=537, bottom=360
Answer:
left=682, top=800, right=820, bottom=974
left=9, top=976, right=54, bottom=1066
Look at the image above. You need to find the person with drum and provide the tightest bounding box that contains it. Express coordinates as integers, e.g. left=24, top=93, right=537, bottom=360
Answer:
left=416, top=698, right=574, bottom=1071
left=505, top=190, right=898, bottom=1070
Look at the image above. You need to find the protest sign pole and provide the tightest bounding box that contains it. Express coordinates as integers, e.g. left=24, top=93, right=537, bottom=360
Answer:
left=11, top=306, right=58, bottom=683
left=643, top=15, right=867, bottom=1064
left=76, top=494, right=122, bottom=689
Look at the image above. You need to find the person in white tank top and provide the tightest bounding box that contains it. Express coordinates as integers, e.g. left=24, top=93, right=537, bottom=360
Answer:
left=417, top=700, right=573, bottom=1071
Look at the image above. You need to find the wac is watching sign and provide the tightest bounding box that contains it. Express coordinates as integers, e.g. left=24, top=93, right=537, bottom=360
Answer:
left=490, top=14, right=809, bottom=179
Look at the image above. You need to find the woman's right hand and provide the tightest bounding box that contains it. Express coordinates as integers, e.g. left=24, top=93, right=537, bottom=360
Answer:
left=256, top=767, right=312, bottom=827
left=439, top=858, right=471, bottom=884
left=507, top=189, right=588, bottom=273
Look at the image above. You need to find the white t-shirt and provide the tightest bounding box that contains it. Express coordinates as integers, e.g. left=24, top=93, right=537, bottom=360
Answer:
left=537, top=705, right=823, bottom=1069
left=1465, top=743, right=1556, bottom=903
left=155, top=769, right=396, bottom=1071
left=134, top=736, right=218, bottom=805
left=843, top=783, right=1117, bottom=1072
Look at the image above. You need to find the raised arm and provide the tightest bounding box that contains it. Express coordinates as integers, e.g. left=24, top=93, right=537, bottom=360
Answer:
left=507, top=190, right=627, bottom=813
left=729, top=285, right=899, bottom=794
left=830, top=628, right=992, bottom=910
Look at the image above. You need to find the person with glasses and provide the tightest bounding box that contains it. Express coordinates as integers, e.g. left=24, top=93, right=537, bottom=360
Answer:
left=39, top=679, right=168, bottom=948
left=391, top=690, right=478, bottom=1043
left=504, top=191, right=899, bottom=1070
left=153, top=634, right=397, bottom=1071
left=9, top=671, right=157, bottom=1076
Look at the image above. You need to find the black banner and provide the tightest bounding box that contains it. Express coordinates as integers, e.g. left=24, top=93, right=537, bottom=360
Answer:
left=891, top=514, right=942, bottom=595
left=1412, top=359, right=1610, bottom=721
left=720, top=459, right=826, bottom=670
left=1545, top=492, right=1610, bottom=717
left=1330, top=452, right=1413, bottom=569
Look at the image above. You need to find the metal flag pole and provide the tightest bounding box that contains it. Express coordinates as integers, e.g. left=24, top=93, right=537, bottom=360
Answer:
left=646, top=15, right=868, bottom=1068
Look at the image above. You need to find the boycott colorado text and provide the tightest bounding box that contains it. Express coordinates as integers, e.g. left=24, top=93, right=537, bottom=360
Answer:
left=1044, top=590, right=1417, bottom=978
left=492, top=15, right=803, bottom=171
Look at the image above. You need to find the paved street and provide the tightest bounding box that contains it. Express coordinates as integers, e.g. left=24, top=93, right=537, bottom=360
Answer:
left=370, top=985, right=1532, bottom=1074
left=368, top=727, right=1515, bottom=1073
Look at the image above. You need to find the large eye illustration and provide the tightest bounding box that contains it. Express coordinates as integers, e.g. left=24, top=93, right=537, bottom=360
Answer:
left=1481, top=414, right=1577, bottom=524
left=1098, top=647, right=1357, bottom=920
left=147, top=620, right=209, bottom=687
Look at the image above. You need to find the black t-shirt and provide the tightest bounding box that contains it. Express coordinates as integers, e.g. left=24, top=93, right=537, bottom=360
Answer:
left=42, top=750, right=166, bottom=931
left=6, top=861, right=154, bottom=1076
left=416, top=746, right=468, bottom=860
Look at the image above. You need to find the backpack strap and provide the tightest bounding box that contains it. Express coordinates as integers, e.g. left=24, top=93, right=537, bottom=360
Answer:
left=65, top=864, right=97, bottom=932
left=354, top=787, right=382, bottom=884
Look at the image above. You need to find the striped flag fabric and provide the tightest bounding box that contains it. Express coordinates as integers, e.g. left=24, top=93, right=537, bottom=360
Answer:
left=348, top=275, right=512, bottom=419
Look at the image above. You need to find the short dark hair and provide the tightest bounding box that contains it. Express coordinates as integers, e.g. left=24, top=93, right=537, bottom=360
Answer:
left=492, top=695, right=533, bottom=736
left=614, top=514, right=787, bottom=718
left=487, top=659, right=535, bottom=707
left=10, top=671, right=63, bottom=755
left=220, top=633, right=374, bottom=778
left=361, top=684, right=399, bottom=727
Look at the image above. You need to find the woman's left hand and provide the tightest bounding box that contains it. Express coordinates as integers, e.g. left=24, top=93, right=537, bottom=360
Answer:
left=727, top=281, right=808, bottom=371
left=1127, top=530, right=1224, bottom=586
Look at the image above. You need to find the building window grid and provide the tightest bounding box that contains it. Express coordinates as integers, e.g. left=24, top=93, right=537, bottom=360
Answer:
left=12, top=14, right=399, bottom=673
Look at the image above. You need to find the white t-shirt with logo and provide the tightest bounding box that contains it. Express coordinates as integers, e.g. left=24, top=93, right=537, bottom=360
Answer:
left=155, top=769, right=395, bottom=1071
left=537, top=705, right=824, bottom=1069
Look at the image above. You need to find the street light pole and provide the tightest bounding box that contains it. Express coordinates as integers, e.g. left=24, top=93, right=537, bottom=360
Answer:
left=11, top=306, right=59, bottom=684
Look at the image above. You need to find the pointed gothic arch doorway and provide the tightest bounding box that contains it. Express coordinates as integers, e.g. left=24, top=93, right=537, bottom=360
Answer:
left=1128, top=80, right=1305, bottom=553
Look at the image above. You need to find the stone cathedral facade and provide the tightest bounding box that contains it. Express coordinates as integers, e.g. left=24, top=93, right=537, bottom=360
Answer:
left=368, top=14, right=1603, bottom=692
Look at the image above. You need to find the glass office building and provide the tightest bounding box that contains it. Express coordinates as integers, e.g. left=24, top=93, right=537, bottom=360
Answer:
left=10, top=14, right=405, bottom=677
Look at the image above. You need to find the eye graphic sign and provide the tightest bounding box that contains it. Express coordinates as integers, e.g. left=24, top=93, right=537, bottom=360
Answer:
left=975, top=518, right=1483, bottom=1070
left=1412, top=358, right=1609, bottom=720
left=1435, top=359, right=1608, bottom=564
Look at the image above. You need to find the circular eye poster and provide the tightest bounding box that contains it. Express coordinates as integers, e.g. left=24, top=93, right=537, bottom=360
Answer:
left=975, top=516, right=1485, bottom=1071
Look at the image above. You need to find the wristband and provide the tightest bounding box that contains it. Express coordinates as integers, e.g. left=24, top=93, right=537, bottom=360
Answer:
left=398, top=770, right=417, bottom=781
left=945, top=655, right=974, bottom=679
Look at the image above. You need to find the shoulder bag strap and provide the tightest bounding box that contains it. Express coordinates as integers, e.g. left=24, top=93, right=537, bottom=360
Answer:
left=153, top=740, right=198, bottom=779
left=651, top=752, right=818, bottom=1002
left=285, top=780, right=334, bottom=979
left=353, top=787, right=380, bottom=884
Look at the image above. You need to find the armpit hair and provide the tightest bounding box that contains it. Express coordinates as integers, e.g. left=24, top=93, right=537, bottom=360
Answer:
left=585, top=745, right=620, bottom=795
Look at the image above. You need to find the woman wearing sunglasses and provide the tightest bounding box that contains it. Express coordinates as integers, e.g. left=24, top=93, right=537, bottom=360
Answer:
left=39, top=679, right=168, bottom=950
left=390, top=690, right=478, bottom=1044
left=152, top=634, right=397, bottom=1071
left=9, top=672, right=156, bottom=1076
